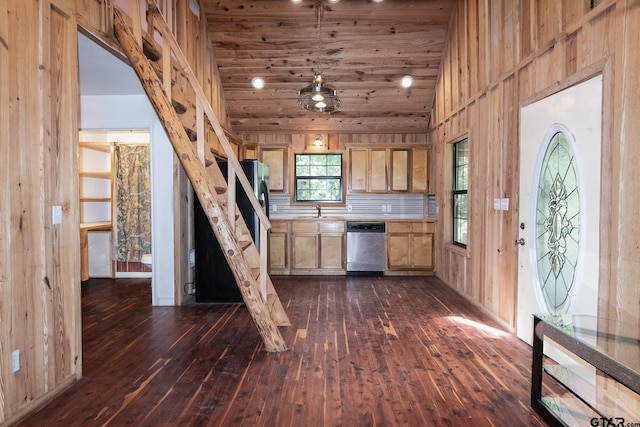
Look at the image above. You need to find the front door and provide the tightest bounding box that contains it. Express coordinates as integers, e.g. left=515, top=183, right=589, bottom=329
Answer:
left=516, top=75, right=603, bottom=345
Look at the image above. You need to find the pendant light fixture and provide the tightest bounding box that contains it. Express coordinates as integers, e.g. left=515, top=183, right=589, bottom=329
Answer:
left=298, top=1, right=341, bottom=113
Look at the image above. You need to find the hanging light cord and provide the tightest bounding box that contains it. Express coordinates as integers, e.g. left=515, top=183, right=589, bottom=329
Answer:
left=315, top=1, right=323, bottom=76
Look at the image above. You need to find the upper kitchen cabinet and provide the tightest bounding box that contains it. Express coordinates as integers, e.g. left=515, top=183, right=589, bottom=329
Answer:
left=259, top=146, right=288, bottom=193
left=348, top=148, right=387, bottom=193
left=391, top=149, right=409, bottom=192
left=348, top=147, right=428, bottom=194
left=411, top=148, right=429, bottom=193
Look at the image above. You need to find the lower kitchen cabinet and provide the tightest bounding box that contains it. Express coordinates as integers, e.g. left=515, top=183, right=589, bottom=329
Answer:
left=269, top=220, right=289, bottom=274
left=290, top=221, right=345, bottom=274
left=269, top=220, right=434, bottom=276
left=387, top=221, right=434, bottom=274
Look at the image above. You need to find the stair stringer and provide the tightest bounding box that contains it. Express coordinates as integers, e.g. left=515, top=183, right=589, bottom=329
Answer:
left=113, top=8, right=288, bottom=352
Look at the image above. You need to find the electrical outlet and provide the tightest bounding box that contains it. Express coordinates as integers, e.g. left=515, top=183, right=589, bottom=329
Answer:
left=347, top=204, right=352, bottom=212
left=386, top=204, right=392, bottom=213
left=381, top=205, right=387, bottom=213
left=271, top=204, right=277, bottom=212
left=11, top=349, right=19, bottom=373
left=188, top=249, right=195, bottom=268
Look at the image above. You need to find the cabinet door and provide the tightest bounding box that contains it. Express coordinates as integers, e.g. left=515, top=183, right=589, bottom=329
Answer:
left=292, top=235, right=318, bottom=269
left=387, top=234, right=411, bottom=269
left=269, top=232, right=288, bottom=270
left=349, top=148, right=367, bottom=192
left=370, top=149, right=388, bottom=192
left=412, top=234, right=433, bottom=269
left=320, top=235, right=343, bottom=269
left=391, top=149, right=409, bottom=191
left=261, top=147, right=287, bottom=193
left=411, top=148, right=429, bottom=192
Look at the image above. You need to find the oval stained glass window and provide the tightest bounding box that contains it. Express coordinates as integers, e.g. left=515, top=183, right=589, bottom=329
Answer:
left=535, top=130, right=580, bottom=314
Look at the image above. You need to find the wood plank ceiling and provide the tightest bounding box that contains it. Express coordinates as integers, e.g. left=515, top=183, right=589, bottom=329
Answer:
left=201, top=0, right=454, bottom=134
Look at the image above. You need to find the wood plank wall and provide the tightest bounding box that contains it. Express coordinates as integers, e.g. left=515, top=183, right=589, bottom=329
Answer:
left=1, top=0, right=82, bottom=423
left=429, top=0, right=640, bottom=329
left=0, top=0, right=231, bottom=423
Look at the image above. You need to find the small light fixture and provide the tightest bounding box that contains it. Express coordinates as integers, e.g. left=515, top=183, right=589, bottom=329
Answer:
left=400, top=75, right=414, bottom=89
left=313, top=134, right=323, bottom=147
left=291, top=0, right=302, bottom=3
left=251, top=76, right=265, bottom=90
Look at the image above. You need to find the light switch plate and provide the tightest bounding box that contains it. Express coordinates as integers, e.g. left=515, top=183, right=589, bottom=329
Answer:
left=52, top=205, right=62, bottom=224
left=347, top=204, right=352, bottom=212
left=493, top=198, right=501, bottom=211
left=381, top=205, right=387, bottom=213
left=500, top=198, right=510, bottom=211
left=11, top=349, right=19, bottom=373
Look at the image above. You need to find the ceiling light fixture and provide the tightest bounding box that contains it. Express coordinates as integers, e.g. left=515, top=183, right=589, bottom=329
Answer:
left=298, top=1, right=341, bottom=113
left=313, top=134, right=323, bottom=146
left=400, top=75, right=414, bottom=89
left=251, top=76, right=265, bottom=90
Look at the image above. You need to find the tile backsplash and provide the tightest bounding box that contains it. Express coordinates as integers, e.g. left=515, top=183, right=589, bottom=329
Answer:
left=269, top=193, right=425, bottom=219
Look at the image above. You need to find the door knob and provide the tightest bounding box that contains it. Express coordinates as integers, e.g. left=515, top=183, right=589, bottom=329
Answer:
left=515, top=238, right=525, bottom=246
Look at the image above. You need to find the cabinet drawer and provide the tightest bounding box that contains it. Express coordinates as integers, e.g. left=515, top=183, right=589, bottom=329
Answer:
left=387, top=222, right=412, bottom=233
left=292, top=221, right=317, bottom=233
left=319, top=221, right=344, bottom=233
left=271, top=221, right=288, bottom=233
left=412, top=222, right=434, bottom=233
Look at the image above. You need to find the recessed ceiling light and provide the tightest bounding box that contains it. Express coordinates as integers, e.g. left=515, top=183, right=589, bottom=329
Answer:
left=400, top=75, right=414, bottom=89
left=328, top=0, right=340, bottom=3
left=251, top=77, right=265, bottom=90
left=291, top=0, right=302, bottom=3
left=372, top=0, right=384, bottom=3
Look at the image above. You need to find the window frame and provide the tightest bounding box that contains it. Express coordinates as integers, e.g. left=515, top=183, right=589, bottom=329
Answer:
left=452, top=138, right=469, bottom=248
left=293, top=153, right=344, bottom=203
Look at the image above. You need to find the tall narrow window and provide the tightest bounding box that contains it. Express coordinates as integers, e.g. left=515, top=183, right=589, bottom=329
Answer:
left=453, top=138, right=469, bottom=247
left=294, top=153, right=343, bottom=202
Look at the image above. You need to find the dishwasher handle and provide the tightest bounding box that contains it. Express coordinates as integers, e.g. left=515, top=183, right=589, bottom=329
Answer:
left=346, top=222, right=386, bottom=232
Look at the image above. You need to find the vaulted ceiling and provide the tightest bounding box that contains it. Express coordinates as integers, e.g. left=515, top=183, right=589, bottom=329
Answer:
left=202, top=0, right=454, bottom=134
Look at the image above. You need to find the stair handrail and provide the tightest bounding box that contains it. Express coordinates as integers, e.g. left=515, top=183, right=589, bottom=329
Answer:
left=142, top=0, right=271, bottom=232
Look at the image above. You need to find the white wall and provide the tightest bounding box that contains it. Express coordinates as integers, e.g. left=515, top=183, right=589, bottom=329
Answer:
left=81, top=94, right=176, bottom=306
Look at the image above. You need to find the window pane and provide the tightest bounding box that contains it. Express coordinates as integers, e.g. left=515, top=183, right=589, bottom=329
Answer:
left=535, top=130, right=580, bottom=314
left=294, top=154, right=343, bottom=202
left=453, top=138, right=469, bottom=247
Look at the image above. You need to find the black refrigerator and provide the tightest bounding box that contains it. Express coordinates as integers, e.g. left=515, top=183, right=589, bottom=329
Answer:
left=194, top=160, right=270, bottom=302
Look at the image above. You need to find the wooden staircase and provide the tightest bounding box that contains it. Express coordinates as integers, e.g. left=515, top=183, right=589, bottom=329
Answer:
left=112, top=1, right=290, bottom=352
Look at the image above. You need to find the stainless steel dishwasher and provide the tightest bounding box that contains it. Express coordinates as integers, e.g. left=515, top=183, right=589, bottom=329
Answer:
left=346, top=222, right=386, bottom=275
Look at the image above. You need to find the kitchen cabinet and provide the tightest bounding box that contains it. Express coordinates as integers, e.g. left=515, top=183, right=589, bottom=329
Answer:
left=411, top=147, right=429, bottom=192
left=260, top=146, right=287, bottom=193
left=386, top=221, right=434, bottom=273
left=289, top=221, right=345, bottom=274
left=269, top=221, right=289, bottom=274
left=291, top=222, right=318, bottom=270
left=391, top=149, right=409, bottom=191
left=348, top=148, right=387, bottom=193
left=348, top=147, right=428, bottom=194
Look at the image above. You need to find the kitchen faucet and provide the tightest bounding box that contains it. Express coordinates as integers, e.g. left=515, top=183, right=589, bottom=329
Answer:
left=316, top=205, right=321, bottom=218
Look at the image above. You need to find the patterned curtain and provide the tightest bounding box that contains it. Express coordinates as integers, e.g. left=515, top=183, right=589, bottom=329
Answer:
left=114, top=144, right=151, bottom=263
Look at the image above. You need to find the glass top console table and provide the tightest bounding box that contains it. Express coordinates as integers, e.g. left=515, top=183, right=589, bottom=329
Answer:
left=532, top=314, right=640, bottom=426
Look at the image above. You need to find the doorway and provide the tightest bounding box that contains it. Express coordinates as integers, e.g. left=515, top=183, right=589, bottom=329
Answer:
left=79, top=130, right=152, bottom=278
left=516, top=75, right=603, bottom=345
left=78, top=30, right=177, bottom=305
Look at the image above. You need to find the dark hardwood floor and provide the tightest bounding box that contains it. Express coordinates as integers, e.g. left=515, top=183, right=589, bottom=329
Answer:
left=17, top=275, right=553, bottom=426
